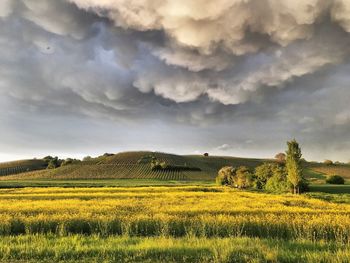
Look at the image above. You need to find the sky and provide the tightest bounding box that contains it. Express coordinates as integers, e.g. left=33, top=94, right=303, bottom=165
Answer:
left=0, top=0, right=350, bottom=162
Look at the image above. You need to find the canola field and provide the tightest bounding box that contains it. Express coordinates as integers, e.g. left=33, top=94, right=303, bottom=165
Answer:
left=0, top=186, right=350, bottom=262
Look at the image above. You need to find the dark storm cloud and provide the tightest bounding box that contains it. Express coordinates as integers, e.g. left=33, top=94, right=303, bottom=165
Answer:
left=0, top=0, right=350, bottom=161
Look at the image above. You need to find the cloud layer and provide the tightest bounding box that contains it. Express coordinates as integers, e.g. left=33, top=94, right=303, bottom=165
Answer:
left=0, top=0, right=350, bottom=161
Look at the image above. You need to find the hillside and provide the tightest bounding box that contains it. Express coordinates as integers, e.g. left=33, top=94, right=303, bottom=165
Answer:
left=0, top=152, right=268, bottom=181
left=0, top=151, right=349, bottom=182
left=0, top=159, right=47, bottom=176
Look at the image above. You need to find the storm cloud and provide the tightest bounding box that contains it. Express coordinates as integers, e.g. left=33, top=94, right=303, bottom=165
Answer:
left=0, top=0, right=350, bottom=161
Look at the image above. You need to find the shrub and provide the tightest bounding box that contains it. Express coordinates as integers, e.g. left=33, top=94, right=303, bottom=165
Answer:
left=326, top=175, right=345, bottom=185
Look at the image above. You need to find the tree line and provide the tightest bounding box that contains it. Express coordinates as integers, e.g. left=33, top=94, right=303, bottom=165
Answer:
left=216, top=139, right=307, bottom=194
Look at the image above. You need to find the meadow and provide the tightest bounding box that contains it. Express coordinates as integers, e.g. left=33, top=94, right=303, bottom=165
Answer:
left=0, top=185, right=349, bottom=262
left=1, top=186, right=350, bottom=240
left=0, top=152, right=350, bottom=262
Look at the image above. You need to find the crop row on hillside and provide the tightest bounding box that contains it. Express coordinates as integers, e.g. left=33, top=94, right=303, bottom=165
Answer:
left=0, top=163, right=202, bottom=181
left=0, top=187, right=349, bottom=242
left=0, top=160, right=47, bottom=176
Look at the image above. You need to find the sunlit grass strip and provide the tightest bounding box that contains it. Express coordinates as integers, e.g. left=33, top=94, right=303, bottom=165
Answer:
left=0, top=235, right=349, bottom=263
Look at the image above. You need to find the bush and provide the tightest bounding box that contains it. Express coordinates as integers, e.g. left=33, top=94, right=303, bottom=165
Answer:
left=326, top=175, right=345, bottom=185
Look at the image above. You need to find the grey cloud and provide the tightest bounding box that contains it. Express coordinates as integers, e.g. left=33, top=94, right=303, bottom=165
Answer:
left=0, top=0, right=350, bottom=162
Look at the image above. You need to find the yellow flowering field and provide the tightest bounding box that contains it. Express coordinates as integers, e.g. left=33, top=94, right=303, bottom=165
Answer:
left=0, top=186, right=349, bottom=243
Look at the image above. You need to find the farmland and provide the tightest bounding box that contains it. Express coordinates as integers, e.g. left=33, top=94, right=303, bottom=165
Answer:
left=0, top=186, right=349, bottom=262
left=1, top=151, right=350, bottom=262
left=1, top=151, right=349, bottom=185
left=0, top=159, right=47, bottom=176
left=0, top=152, right=350, bottom=262
left=0, top=152, right=269, bottom=181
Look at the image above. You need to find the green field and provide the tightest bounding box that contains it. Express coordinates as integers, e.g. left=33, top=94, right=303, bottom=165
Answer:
left=0, top=179, right=213, bottom=188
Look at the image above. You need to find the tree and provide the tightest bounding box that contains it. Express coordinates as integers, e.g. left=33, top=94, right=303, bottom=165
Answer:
left=275, top=153, right=286, bottom=163
left=233, top=166, right=253, bottom=188
left=324, top=160, right=333, bottom=166
left=83, top=156, right=92, bottom=162
left=150, top=159, right=167, bottom=170
left=265, top=165, right=289, bottom=192
left=254, top=163, right=274, bottom=189
left=46, top=157, right=63, bottom=169
left=216, top=166, right=235, bottom=186
left=285, top=139, right=303, bottom=194
left=61, top=158, right=81, bottom=166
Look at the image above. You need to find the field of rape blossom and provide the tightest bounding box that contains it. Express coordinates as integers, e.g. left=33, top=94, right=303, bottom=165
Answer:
left=0, top=186, right=349, bottom=262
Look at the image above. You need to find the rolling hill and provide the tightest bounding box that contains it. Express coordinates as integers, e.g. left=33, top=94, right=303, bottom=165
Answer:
left=0, top=159, right=47, bottom=176
left=0, top=151, right=349, bottom=182
left=0, top=152, right=268, bottom=181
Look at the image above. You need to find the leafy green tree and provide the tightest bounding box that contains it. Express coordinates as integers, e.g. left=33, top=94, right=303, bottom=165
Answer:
left=216, top=166, right=235, bottom=186
left=265, top=165, right=289, bottom=192
left=254, top=163, right=274, bottom=189
left=150, top=159, right=167, bottom=170
left=265, top=175, right=289, bottom=193
left=61, top=158, right=81, bottom=166
left=233, top=166, right=253, bottom=188
left=47, top=157, right=62, bottom=169
left=83, top=156, right=92, bottom=162
left=324, top=160, right=333, bottom=166
left=285, top=139, right=303, bottom=194
left=275, top=153, right=286, bottom=163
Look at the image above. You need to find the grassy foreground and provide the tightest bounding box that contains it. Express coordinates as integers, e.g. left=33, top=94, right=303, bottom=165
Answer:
left=0, top=186, right=349, bottom=241
left=0, top=185, right=349, bottom=262
left=0, top=235, right=349, bottom=263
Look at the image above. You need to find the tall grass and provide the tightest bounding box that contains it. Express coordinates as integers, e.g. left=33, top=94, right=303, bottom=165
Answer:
left=0, top=235, right=349, bottom=263
left=0, top=186, right=349, bottom=242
